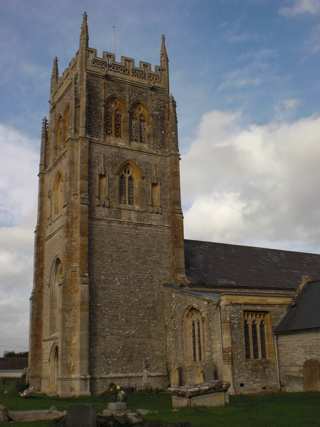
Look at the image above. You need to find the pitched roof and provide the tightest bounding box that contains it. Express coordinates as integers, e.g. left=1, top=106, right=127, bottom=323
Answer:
left=184, top=239, right=320, bottom=290
left=275, top=281, right=320, bottom=334
left=0, top=357, right=28, bottom=371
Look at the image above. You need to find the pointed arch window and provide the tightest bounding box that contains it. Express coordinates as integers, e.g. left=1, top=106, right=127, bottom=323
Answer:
left=106, top=99, right=123, bottom=138
left=243, top=311, right=270, bottom=360
left=184, top=308, right=205, bottom=363
left=130, top=104, right=148, bottom=143
left=114, top=109, right=122, bottom=138
left=120, top=165, right=134, bottom=206
left=139, top=113, right=146, bottom=143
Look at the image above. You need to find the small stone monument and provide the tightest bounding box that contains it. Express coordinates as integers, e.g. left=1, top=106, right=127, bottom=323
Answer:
left=0, top=405, right=9, bottom=422
left=106, top=386, right=127, bottom=413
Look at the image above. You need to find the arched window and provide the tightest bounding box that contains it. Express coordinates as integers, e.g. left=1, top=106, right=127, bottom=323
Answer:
left=130, top=104, right=148, bottom=143
left=139, top=113, right=146, bottom=143
left=119, top=165, right=134, bottom=205
left=49, top=258, right=63, bottom=335
left=184, top=308, right=205, bottom=363
left=114, top=109, right=122, bottom=138
left=243, top=311, right=269, bottom=360
left=52, top=173, right=63, bottom=217
left=106, top=99, right=124, bottom=138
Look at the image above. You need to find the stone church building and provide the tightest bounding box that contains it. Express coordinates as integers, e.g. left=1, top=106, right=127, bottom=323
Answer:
left=28, top=14, right=320, bottom=397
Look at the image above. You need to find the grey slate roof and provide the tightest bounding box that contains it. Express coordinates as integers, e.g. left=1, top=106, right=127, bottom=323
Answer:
left=184, top=239, right=320, bottom=290
left=275, top=281, right=320, bottom=334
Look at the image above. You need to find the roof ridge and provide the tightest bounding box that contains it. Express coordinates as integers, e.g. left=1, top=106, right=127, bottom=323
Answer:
left=184, top=238, right=320, bottom=257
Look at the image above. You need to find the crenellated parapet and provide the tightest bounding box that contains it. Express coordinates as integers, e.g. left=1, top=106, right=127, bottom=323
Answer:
left=88, top=48, right=164, bottom=86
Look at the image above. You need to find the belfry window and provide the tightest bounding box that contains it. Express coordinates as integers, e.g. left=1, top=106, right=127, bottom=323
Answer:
left=130, top=104, right=148, bottom=143
left=106, top=99, right=123, bottom=138
left=119, top=165, right=134, bottom=205
left=114, top=109, right=122, bottom=138
left=243, top=311, right=269, bottom=360
left=139, top=114, right=146, bottom=143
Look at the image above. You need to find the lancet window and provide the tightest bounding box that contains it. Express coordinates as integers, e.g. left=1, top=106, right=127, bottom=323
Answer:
left=243, top=311, right=269, bottom=360
left=184, top=308, right=205, bottom=363
left=106, top=99, right=124, bottom=138
left=131, top=104, right=148, bottom=143
left=119, top=165, right=135, bottom=206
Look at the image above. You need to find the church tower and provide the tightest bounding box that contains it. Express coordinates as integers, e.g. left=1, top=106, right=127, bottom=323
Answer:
left=29, top=14, right=185, bottom=396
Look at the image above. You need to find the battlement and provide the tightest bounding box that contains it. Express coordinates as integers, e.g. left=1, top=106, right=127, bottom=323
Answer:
left=88, top=48, right=163, bottom=86
left=51, top=14, right=169, bottom=99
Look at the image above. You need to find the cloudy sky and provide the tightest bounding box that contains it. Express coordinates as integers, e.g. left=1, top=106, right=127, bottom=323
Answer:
left=1, top=0, right=320, bottom=354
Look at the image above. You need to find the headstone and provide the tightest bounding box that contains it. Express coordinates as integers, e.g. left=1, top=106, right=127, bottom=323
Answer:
left=107, top=401, right=127, bottom=412
left=65, top=405, right=96, bottom=427
left=0, top=404, right=9, bottom=422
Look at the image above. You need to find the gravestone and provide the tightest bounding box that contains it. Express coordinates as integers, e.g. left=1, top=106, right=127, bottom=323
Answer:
left=65, top=405, right=96, bottom=427
left=0, top=404, right=9, bottom=422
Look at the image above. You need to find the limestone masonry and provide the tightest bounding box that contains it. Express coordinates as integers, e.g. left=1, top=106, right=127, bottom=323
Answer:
left=29, top=13, right=320, bottom=396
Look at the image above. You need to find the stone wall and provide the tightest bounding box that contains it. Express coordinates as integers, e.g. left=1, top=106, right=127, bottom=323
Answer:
left=86, top=64, right=183, bottom=392
left=278, top=330, right=320, bottom=391
left=164, top=287, right=223, bottom=387
left=228, top=302, right=287, bottom=394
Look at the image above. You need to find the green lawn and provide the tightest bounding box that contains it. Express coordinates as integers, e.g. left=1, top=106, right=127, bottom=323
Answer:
left=1, top=391, right=320, bottom=426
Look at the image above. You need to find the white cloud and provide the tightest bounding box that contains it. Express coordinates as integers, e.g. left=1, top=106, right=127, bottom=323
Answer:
left=182, top=110, right=320, bottom=252
left=275, top=98, right=301, bottom=118
left=0, top=124, right=38, bottom=355
left=280, top=0, right=320, bottom=16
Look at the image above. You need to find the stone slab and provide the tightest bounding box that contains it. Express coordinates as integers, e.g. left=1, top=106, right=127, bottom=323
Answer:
left=172, top=391, right=228, bottom=408
left=9, top=409, right=65, bottom=422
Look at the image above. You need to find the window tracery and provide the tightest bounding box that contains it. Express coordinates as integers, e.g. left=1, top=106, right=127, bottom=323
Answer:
left=243, top=311, right=269, bottom=360
left=184, top=308, right=205, bottom=363
left=130, top=104, right=148, bottom=143
left=119, top=165, right=135, bottom=206
left=105, top=99, right=124, bottom=138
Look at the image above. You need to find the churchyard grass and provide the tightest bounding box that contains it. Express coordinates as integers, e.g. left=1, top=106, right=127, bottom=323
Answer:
left=1, top=391, right=320, bottom=426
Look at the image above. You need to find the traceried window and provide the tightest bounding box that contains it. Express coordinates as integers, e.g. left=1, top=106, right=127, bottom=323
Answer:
left=243, top=311, right=269, bottom=360
left=130, top=104, right=148, bottom=143
left=139, top=114, right=146, bottom=143
left=106, top=99, right=124, bottom=138
left=119, top=165, right=134, bottom=205
left=184, top=308, right=205, bottom=363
